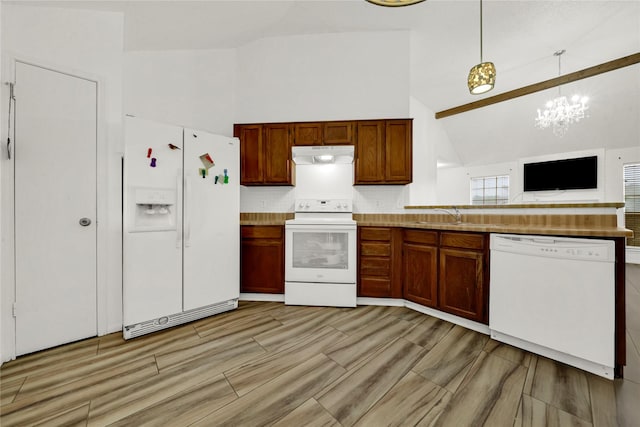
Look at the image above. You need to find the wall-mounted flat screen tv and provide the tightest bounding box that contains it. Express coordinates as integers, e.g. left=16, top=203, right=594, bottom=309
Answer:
left=523, top=155, right=598, bottom=192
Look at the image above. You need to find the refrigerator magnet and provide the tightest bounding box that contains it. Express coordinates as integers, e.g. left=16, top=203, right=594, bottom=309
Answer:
left=199, top=168, right=208, bottom=178
left=147, top=148, right=152, bottom=158
left=199, top=153, right=214, bottom=169
left=223, top=169, right=229, bottom=184
left=150, top=157, right=157, bottom=167
left=168, top=143, right=181, bottom=150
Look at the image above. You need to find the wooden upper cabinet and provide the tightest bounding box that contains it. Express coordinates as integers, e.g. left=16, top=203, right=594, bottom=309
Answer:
left=355, top=119, right=412, bottom=185
left=237, top=118, right=411, bottom=186
left=293, top=122, right=323, bottom=146
left=355, top=120, right=385, bottom=183
left=235, top=123, right=293, bottom=186
left=323, top=121, right=355, bottom=145
left=385, top=120, right=412, bottom=184
left=236, top=124, right=264, bottom=185
left=264, top=124, right=293, bottom=184
left=294, top=121, right=355, bottom=146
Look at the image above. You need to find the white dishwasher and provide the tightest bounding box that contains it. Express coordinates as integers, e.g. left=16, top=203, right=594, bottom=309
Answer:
left=489, top=234, right=615, bottom=379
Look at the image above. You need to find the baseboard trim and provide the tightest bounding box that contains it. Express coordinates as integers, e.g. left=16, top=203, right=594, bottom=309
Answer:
left=626, top=247, right=640, bottom=264
left=240, top=293, right=285, bottom=302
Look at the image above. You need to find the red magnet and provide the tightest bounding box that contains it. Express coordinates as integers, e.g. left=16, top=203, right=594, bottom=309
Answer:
left=147, top=148, right=152, bottom=158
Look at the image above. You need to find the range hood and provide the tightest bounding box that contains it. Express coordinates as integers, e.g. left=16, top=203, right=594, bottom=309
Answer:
left=292, top=145, right=354, bottom=165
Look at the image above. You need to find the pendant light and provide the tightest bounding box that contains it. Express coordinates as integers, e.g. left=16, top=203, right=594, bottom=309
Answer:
left=365, top=0, right=426, bottom=6
left=467, top=0, right=496, bottom=94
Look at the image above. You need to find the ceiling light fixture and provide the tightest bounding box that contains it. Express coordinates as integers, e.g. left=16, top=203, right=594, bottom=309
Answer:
left=467, top=0, right=496, bottom=95
left=365, top=0, right=426, bottom=6
left=535, top=50, right=589, bottom=137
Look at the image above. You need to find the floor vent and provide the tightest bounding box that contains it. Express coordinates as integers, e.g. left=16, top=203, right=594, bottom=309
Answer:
left=123, top=299, right=238, bottom=340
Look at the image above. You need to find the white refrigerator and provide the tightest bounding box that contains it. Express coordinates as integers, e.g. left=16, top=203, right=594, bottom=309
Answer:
left=123, top=116, right=240, bottom=339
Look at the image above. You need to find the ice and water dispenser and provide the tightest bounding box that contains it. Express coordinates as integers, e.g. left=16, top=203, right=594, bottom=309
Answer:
left=129, top=187, right=177, bottom=232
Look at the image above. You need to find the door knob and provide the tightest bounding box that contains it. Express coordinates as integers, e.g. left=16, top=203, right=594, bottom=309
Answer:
left=79, top=218, right=92, bottom=226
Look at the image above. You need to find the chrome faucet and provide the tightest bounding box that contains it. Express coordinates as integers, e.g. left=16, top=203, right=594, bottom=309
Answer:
left=436, top=206, right=462, bottom=224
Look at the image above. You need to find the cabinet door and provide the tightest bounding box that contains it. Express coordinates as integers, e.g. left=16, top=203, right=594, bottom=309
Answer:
left=236, top=124, right=264, bottom=185
left=264, top=123, right=292, bottom=184
left=385, top=119, right=412, bottom=184
left=241, top=227, right=284, bottom=294
left=323, top=121, right=355, bottom=145
left=439, top=248, right=485, bottom=322
left=294, top=122, right=323, bottom=146
left=355, top=120, right=385, bottom=183
left=403, top=243, right=438, bottom=307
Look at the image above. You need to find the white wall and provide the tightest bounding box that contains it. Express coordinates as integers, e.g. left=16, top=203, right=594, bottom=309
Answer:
left=0, top=4, right=124, bottom=361
left=436, top=147, right=640, bottom=205
left=124, top=49, right=236, bottom=135
left=235, top=31, right=411, bottom=213
left=235, top=31, right=410, bottom=123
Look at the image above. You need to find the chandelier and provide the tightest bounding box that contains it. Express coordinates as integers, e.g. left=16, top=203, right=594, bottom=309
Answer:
left=535, top=50, right=589, bottom=137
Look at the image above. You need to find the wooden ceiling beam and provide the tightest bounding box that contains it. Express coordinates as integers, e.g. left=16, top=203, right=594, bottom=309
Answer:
left=435, top=52, right=640, bottom=119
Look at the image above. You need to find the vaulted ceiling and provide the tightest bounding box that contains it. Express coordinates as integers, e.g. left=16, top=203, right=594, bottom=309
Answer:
left=14, top=0, right=640, bottom=166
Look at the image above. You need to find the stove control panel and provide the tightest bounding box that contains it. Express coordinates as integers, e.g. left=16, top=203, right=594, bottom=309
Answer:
left=295, top=199, right=353, bottom=213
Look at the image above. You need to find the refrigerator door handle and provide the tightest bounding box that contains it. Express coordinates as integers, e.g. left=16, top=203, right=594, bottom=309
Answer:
left=184, top=173, right=192, bottom=247
left=176, top=171, right=182, bottom=249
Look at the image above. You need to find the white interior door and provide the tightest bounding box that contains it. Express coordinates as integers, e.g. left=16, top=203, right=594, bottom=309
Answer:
left=14, top=62, right=97, bottom=355
left=182, top=130, right=240, bottom=311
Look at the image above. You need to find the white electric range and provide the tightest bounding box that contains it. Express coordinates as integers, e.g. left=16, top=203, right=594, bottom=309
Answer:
left=284, top=198, right=357, bottom=307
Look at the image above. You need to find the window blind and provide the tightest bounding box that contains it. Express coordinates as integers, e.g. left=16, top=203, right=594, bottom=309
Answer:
left=624, top=163, right=640, bottom=247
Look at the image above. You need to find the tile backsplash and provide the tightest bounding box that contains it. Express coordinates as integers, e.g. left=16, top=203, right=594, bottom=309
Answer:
left=240, top=185, right=408, bottom=213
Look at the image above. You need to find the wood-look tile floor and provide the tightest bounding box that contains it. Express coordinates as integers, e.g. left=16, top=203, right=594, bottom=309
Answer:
left=1, top=264, right=639, bottom=427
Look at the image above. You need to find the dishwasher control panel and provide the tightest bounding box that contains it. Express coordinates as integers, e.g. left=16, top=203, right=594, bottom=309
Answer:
left=490, top=234, right=614, bottom=262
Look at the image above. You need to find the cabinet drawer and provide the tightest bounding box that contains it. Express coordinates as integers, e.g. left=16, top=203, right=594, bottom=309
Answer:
left=360, top=227, right=391, bottom=241
left=360, top=257, right=390, bottom=277
left=241, top=225, right=283, bottom=239
left=359, top=277, right=392, bottom=297
left=360, top=242, right=391, bottom=256
left=440, top=232, right=485, bottom=250
left=403, top=229, right=438, bottom=245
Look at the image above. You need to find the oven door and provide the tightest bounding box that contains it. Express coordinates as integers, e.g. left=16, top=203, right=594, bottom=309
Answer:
left=285, top=223, right=356, bottom=284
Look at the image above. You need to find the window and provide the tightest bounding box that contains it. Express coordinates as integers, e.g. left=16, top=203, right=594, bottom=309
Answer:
left=624, top=163, right=640, bottom=247
left=471, top=175, right=509, bottom=205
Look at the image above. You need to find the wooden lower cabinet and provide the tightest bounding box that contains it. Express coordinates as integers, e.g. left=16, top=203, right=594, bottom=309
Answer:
left=439, top=248, right=485, bottom=322
left=240, top=225, right=284, bottom=294
left=400, top=228, right=488, bottom=324
left=403, top=242, right=438, bottom=307
left=402, top=229, right=438, bottom=307
left=438, top=232, right=489, bottom=323
left=358, top=227, right=402, bottom=298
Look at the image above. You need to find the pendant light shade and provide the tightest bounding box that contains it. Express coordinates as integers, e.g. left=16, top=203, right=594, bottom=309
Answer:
left=365, top=0, right=426, bottom=6
left=467, top=0, right=496, bottom=95
left=468, top=61, right=496, bottom=94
